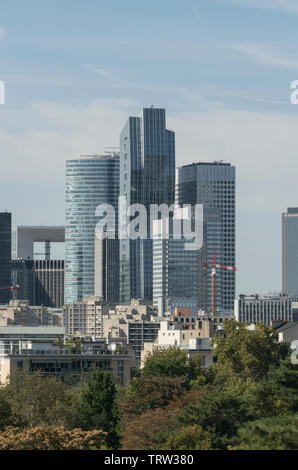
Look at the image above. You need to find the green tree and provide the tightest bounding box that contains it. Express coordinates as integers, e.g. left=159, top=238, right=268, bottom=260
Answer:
left=79, top=370, right=119, bottom=449
left=162, top=424, right=212, bottom=450
left=142, top=347, right=203, bottom=388
left=175, top=385, right=253, bottom=449
left=212, top=319, right=289, bottom=381
left=0, top=390, right=14, bottom=429
left=120, top=376, right=184, bottom=416
left=3, top=372, right=71, bottom=428
left=234, top=414, right=298, bottom=450
left=248, top=359, right=298, bottom=419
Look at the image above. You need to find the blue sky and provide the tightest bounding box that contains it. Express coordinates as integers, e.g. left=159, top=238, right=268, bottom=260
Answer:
left=1, top=0, right=298, bottom=294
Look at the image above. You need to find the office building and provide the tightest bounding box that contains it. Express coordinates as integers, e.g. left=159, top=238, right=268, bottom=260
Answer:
left=0, top=212, right=12, bottom=304
left=176, top=162, right=236, bottom=313
left=12, top=259, right=65, bottom=308
left=119, top=108, right=175, bottom=303
left=152, top=207, right=222, bottom=314
left=234, top=294, right=298, bottom=326
left=65, top=154, right=120, bottom=304
left=0, top=300, right=62, bottom=327
left=282, top=208, right=298, bottom=295
left=0, top=327, right=136, bottom=386
left=12, top=226, right=65, bottom=260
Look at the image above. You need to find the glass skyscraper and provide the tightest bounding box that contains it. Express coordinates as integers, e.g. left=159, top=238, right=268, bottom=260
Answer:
left=152, top=207, right=222, bottom=314
left=282, top=207, right=298, bottom=296
left=119, top=108, right=175, bottom=303
left=65, top=154, right=119, bottom=304
left=176, top=162, right=236, bottom=313
left=0, top=212, right=12, bottom=304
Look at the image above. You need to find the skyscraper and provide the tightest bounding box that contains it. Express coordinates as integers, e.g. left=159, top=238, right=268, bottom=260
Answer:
left=65, top=154, right=119, bottom=304
left=282, top=207, right=298, bottom=296
left=0, top=212, right=12, bottom=304
left=152, top=207, right=222, bottom=314
left=176, top=162, right=236, bottom=313
left=119, top=108, right=175, bottom=303
left=12, top=259, right=65, bottom=307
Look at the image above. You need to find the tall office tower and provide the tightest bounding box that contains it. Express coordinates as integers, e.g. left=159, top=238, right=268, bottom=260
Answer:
left=176, top=162, right=236, bottom=313
left=0, top=212, right=12, bottom=304
left=65, top=154, right=119, bottom=304
left=282, top=207, right=298, bottom=295
left=119, top=108, right=175, bottom=303
left=12, top=259, right=65, bottom=307
left=152, top=207, right=222, bottom=314
left=152, top=218, right=199, bottom=309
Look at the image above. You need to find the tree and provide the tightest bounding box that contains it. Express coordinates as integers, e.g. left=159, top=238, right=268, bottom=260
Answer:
left=162, top=425, right=212, bottom=450
left=0, top=426, right=108, bottom=450
left=233, top=414, right=298, bottom=450
left=212, top=319, right=289, bottom=381
left=175, top=385, right=253, bottom=449
left=0, top=390, right=14, bottom=429
left=79, top=370, right=119, bottom=449
left=142, top=347, right=203, bottom=388
left=120, top=389, right=203, bottom=450
left=120, top=376, right=185, bottom=416
left=3, top=372, right=71, bottom=428
left=247, top=359, right=298, bottom=419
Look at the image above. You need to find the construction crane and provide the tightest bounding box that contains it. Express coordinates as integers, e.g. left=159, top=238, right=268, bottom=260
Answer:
left=0, top=285, right=20, bottom=300
left=203, top=253, right=237, bottom=316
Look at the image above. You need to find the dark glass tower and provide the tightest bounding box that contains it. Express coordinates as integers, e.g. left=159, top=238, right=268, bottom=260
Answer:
left=119, top=108, right=175, bottom=303
left=0, top=212, right=12, bottom=304
left=176, top=162, right=236, bottom=313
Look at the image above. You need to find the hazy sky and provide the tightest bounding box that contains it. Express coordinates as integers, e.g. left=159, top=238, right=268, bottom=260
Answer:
left=1, top=0, right=298, bottom=294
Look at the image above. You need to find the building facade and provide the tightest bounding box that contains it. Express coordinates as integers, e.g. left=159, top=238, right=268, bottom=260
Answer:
left=0, top=212, right=12, bottom=304
left=234, top=295, right=298, bottom=326
left=12, top=259, right=65, bottom=308
left=65, top=154, right=120, bottom=304
left=176, top=162, right=236, bottom=313
left=282, top=208, right=298, bottom=296
left=119, top=108, right=175, bottom=303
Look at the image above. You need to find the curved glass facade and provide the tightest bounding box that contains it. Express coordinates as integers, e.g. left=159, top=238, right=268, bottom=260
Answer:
left=65, top=155, right=119, bottom=304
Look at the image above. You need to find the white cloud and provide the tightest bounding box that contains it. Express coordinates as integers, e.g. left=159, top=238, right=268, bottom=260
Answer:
left=231, top=42, right=298, bottom=70
left=219, top=0, right=298, bottom=15
left=85, top=64, right=120, bottom=82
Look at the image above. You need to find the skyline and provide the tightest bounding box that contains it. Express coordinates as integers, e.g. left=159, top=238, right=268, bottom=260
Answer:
left=1, top=1, right=298, bottom=294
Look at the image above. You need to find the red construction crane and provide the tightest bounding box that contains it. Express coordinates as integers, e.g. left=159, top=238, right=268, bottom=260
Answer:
left=0, top=285, right=20, bottom=290
left=203, top=253, right=237, bottom=315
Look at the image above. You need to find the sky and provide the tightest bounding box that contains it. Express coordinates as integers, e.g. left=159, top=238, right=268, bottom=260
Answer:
left=1, top=0, right=298, bottom=294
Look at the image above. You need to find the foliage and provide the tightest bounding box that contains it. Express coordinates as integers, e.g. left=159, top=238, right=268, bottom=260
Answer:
left=212, top=319, right=289, bottom=381
left=175, top=385, right=253, bottom=449
left=0, top=390, right=14, bottom=429
left=247, top=359, right=298, bottom=419
left=65, top=337, right=83, bottom=352
left=142, top=347, right=204, bottom=388
left=233, top=414, right=298, bottom=450
left=120, top=375, right=185, bottom=416
left=0, top=426, right=108, bottom=450
left=162, top=425, right=212, bottom=450
left=120, top=389, right=204, bottom=450
left=3, top=372, right=71, bottom=428
left=79, top=370, right=119, bottom=449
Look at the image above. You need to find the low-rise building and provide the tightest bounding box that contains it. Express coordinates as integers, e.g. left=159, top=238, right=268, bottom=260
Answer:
left=0, top=300, right=62, bottom=327
left=141, top=320, right=214, bottom=369
left=0, top=326, right=137, bottom=386
left=234, top=295, right=298, bottom=326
